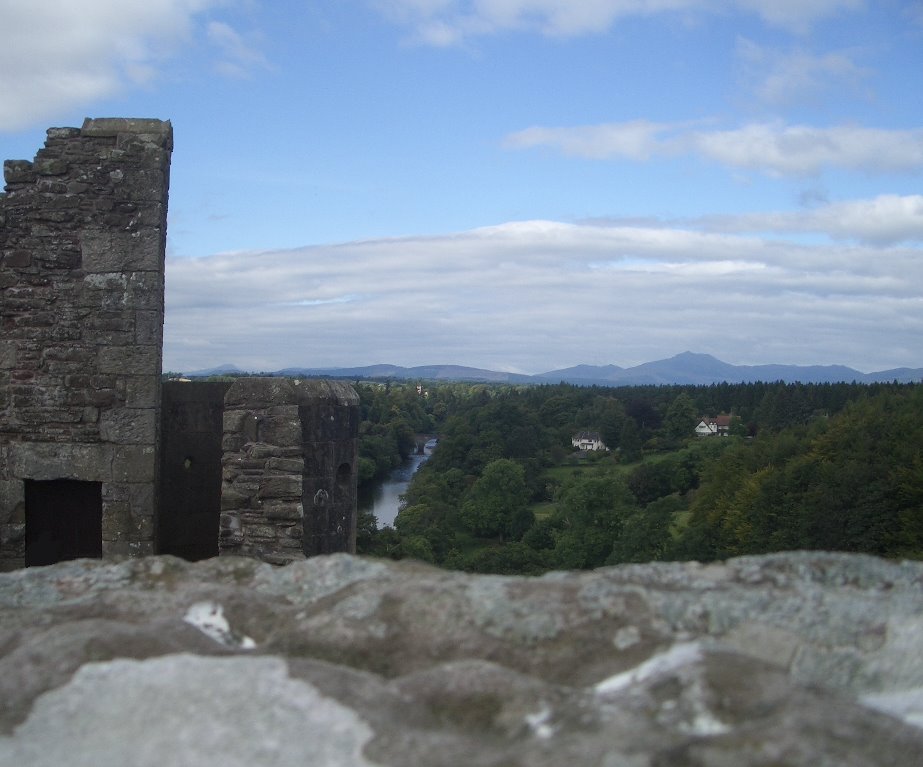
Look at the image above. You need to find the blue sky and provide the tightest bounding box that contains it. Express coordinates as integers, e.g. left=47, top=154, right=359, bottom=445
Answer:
left=2, top=1, right=922, bottom=374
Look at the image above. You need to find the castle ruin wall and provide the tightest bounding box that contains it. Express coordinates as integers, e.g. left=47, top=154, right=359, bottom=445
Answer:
left=1, top=119, right=359, bottom=571
left=219, top=378, right=359, bottom=565
left=0, top=119, right=172, bottom=570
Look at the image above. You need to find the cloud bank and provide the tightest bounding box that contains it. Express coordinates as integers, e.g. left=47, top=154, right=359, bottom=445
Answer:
left=163, top=201, right=923, bottom=374
left=504, top=121, right=923, bottom=176
left=377, top=0, right=865, bottom=44
left=697, top=195, right=923, bottom=244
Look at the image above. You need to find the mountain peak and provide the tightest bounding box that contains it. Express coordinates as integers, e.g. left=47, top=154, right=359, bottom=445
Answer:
left=179, top=355, right=923, bottom=386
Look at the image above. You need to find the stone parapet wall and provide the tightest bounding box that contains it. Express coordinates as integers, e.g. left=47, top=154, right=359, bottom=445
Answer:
left=0, top=119, right=172, bottom=569
left=219, top=378, right=359, bottom=565
left=4, top=552, right=923, bottom=764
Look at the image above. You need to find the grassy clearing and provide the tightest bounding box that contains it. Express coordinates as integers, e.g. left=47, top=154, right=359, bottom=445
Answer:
left=531, top=501, right=556, bottom=520
left=545, top=449, right=674, bottom=482
left=534, top=447, right=696, bottom=520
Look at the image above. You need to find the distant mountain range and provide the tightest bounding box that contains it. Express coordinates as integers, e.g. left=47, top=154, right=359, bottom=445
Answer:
left=182, top=352, right=923, bottom=386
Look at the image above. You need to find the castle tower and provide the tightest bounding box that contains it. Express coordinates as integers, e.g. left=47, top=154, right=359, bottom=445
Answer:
left=0, top=119, right=172, bottom=570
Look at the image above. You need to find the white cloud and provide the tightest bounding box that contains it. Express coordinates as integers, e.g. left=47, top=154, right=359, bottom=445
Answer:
left=699, top=195, right=923, bottom=244
left=0, top=0, right=218, bottom=131
left=504, top=120, right=923, bottom=176
left=735, top=37, right=869, bottom=106
left=374, top=0, right=865, bottom=44
left=693, top=123, right=923, bottom=175
left=206, top=20, right=270, bottom=79
left=163, top=218, right=923, bottom=373
left=503, top=120, right=676, bottom=160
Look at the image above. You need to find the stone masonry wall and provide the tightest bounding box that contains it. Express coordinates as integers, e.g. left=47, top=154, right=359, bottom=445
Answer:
left=219, top=378, right=359, bottom=565
left=0, top=118, right=172, bottom=570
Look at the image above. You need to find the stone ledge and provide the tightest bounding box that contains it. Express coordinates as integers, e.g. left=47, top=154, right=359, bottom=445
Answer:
left=81, top=118, right=172, bottom=140
left=1, top=552, right=922, bottom=765
left=3, top=160, right=36, bottom=185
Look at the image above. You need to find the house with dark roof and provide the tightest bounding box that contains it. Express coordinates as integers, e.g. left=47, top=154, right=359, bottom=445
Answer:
left=695, top=415, right=733, bottom=437
left=572, top=431, right=608, bottom=451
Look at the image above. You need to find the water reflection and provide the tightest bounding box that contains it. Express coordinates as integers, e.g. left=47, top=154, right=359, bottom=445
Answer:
left=358, top=441, right=434, bottom=528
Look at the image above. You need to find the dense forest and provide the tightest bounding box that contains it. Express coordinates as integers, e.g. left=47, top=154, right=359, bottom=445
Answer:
left=355, top=379, right=923, bottom=574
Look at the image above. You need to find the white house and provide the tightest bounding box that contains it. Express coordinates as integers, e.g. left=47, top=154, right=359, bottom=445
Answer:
left=695, top=415, right=733, bottom=437
left=572, top=431, right=608, bottom=451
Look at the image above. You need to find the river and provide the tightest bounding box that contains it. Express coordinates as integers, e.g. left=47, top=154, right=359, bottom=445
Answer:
left=358, top=441, right=434, bottom=528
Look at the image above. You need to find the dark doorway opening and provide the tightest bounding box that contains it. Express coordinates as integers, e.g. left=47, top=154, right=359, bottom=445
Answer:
left=158, top=381, right=230, bottom=561
left=25, top=479, right=102, bottom=567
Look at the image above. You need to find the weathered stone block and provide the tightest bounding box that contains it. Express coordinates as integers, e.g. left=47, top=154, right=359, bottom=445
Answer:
left=42, top=346, right=94, bottom=365
left=224, top=378, right=298, bottom=409
left=0, top=481, right=25, bottom=524
left=221, top=487, right=250, bottom=511
left=111, top=170, right=170, bottom=203
left=224, top=456, right=263, bottom=471
left=128, top=483, right=155, bottom=515
left=85, top=313, right=134, bottom=333
left=258, top=476, right=302, bottom=500
left=83, top=271, right=128, bottom=292
left=241, top=524, right=279, bottom=540
left=223, top=410, right=250, bottom=433
left=100, top=408, right=157, bottom=444
left=8, top=442, right=114, bottom=482
left=46, top=126, right=82, bottom=140
left=111, top=445, right=157, bottom=483
left=101, top=483, right=130, bottom=503
left=1, top=249, right=31, bottom=268
left=81, top=406, right=101, bottom=423
left=284, top=525, right=304, bottom=539
left=81, top=271, right=164, bottom=313
left=0, top=523, right=25, bottom=545
left=133, top=512, right=154, bottom=539
left=126, top=272, right=165, bottom=310
left=122, top=376, right=159, bottom=408
left=81, top=118, right=173, bottom=139
left=3, top=159, right=35, bottom=185
left=102, top=501, right=132, bottom=538
left=266, top=404, right=301, bottom=420
left=244, top=445, right=276, bottom=462
left=134, top=311, right=162, bottom=345
left=264, top=503, right=303, bottom=522
left=34, top=158, right=69, bottom=176
left=98, top=345, right=160, bottom=375
left=258, top=417, right=302, bottom=447
left=266, top=457, right=305, bottom=473
left=0, top=341, right=16, bottom=369
left=64, top=386, right=115, bottom=408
